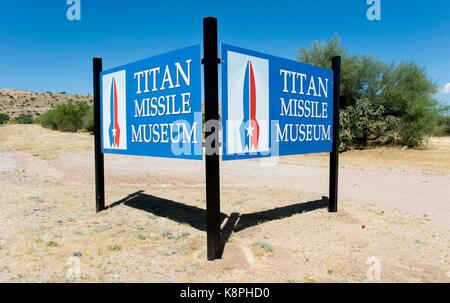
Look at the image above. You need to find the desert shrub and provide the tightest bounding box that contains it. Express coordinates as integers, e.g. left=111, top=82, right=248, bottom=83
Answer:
left=16, top=114, right=32, bottom=124
left=434, top=115, right=450, bottom=136
left=46, top=241, right=58, bottom=247
left=254, top=241, right=273, bottom=253
left=14, top=114, right=34, bottom=124
left=299, top=36, right=441, bottom=148
left=339, top=99, right=401, bottom=151
left=107, top=243, right=122, bottom=251
left=0, top=113, right=10, bottom=124
left=431, top=105, right=450, bottom=136
left=82, top=106, right=94, bottom=133
left=39, top=100, right=92, bottom=132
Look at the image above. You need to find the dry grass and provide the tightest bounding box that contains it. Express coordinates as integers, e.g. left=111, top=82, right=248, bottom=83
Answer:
left=0, top=124, right=91, bottom=160
left=2, top=124, right=450, bottom=172
left=281, top=137, right=450, bottom=174
left=1, top=179, right=447, bottom=282
left=0, top=124, right=449, bottom=282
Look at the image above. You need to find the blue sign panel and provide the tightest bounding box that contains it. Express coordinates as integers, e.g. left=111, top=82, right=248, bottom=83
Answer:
left=221, top=44, right=334, bottom=160
left=100, top=45, right=202, bottom=160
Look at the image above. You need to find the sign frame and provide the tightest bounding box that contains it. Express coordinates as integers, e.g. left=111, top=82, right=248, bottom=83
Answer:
left=221, top=44, right=335, bottom=160
left=99, top=45, right=203, bottom=160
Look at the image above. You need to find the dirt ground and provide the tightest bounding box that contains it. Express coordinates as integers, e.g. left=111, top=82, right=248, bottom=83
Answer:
left=0, top=124, right=449, bottom=282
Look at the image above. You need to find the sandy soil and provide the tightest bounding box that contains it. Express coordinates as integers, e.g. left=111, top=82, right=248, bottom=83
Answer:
left=0, top=124, right=449, bottom=282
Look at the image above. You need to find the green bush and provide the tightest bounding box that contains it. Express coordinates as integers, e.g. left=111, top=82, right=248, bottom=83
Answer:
left=431, top=105, right=450, bottom=136
left=434, top=115, right=450, bottom=136
left=14, top=114, right=34, bottom=124
left=82, top=106, right=94, bottom=134
left=0, top=113, right=10, bottom=124
left=39, top=100, right=93, bottom=132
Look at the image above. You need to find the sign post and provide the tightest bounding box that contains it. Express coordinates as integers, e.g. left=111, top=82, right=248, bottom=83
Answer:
left=93, top=57, right=105, bottom=213
left=93, top=17, right=339, bottom=261
left=329, top=56, right=341, bottom=212
left=203, top=17, right=221, bottom=261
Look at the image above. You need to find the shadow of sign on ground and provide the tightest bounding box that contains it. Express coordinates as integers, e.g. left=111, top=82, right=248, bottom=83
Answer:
left=108, top=191, right=328, bottom=257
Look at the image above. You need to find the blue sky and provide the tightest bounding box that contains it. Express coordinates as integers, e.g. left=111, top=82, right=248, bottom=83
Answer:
left=1, top=0, right=449, bottom=104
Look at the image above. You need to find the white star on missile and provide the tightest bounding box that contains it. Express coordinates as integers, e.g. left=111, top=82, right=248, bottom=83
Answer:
left=245, top=124, right=254, bottom=137
left=111, top=128, right=117, bottom=141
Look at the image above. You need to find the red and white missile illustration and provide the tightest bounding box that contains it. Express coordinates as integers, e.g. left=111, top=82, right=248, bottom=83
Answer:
left=108, top=78, right=121, bottom=148
left=239, top=60, right=260, bottom=151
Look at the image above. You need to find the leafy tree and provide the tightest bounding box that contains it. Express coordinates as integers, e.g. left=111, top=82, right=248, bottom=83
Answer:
left=298, top=36, right=440, bottom=147
left=377, top=63, right=439, bottom=146
left=298, top=35, right=345, bottom=68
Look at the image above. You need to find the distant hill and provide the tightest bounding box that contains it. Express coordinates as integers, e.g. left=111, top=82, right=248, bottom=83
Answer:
left=0, top=89, right=92, bottom=118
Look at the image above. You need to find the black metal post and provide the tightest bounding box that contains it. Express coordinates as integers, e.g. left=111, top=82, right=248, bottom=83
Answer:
left=203, top=17, right=221, bottom=260
left=329, top=56, right=341, bottom=212
left=93, top=58, right=105, bottom=213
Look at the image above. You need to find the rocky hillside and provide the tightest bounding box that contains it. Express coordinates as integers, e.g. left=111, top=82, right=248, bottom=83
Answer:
left=0, top=89, right=92, bottom=118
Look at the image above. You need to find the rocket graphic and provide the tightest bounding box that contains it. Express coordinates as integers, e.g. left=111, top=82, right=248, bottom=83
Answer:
left=108, top=78, right=121, bottom=148
left=239, top=61, right=260, bottom=152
